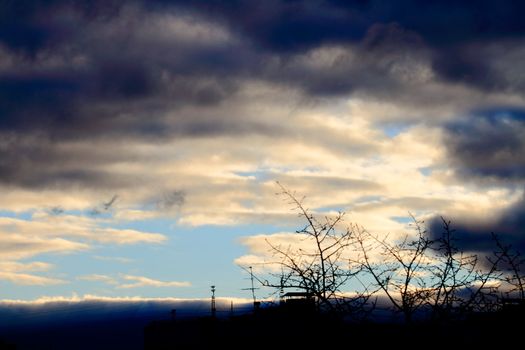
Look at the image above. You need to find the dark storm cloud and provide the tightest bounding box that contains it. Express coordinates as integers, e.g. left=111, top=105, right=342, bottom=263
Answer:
left=2, top=0, right=523, bottom=136
left=0, top=134, right=141, bottom=189
left=1, top=0, right=525, bottom=190
left=428, top=194, right=525, bottom=254
left=0, top=1, right=113, bottom=55
left=444, top=108, right=525, bottom=181
left=439, top=102, right=525, bottom=262
left=0, top=0, right=252, bottom=141
left=432, top=109, right=525, bottom=254
left=175, top=0, right=525, bottom=52
left=269, top=22, right=430, bottom=97
left=2, top=0, right=524, bottom=107
left=178, top=0, right=525, bottom=92
left=0, top=0, right=257, bottom=188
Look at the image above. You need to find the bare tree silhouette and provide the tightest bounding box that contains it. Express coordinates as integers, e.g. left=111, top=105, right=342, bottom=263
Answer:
left=353, top=215, right=432, bottom=322
left=490, top=233, right=525, bottom=300
left=354, top=216, right=503, bottom=322
left=241, top=185, right=520, bottom=322
left=259, top=183, right=369, bottom=313
left=429, top=218, right=502, bottom=319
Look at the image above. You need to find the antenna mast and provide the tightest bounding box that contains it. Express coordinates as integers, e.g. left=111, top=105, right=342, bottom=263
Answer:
left=211, top=285, right=216, bottom=318
left=243, top=266, right=261, bottom=311
left=249, top=266, right=256, bottom=302
left=242, top=266, right=260, bottom=308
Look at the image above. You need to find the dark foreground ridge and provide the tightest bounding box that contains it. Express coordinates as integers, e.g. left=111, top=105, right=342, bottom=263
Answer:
left=145, top=300, right=525, bottom=349
left=0, top=299, right=242, bottom=350
left=0, top=298, right=523, bottom=349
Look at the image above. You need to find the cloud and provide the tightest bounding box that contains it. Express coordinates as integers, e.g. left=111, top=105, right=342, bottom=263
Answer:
left=431, top=38, right=525, bottom=93
left=0, top=0, right=524, bottom=300
left=89, top=194, right=118, bottom=216
left=0, top=261, right=53, bottom=272
left=0, top=212, right=165, bottom=291
left=444, top=107, right=525, bottom=182
left=181, top=0, right=525, bottom=96
left=235, top=229, right=367, bottom=272
left=118, top=275, right=191, bottom=289
left=4, top=1, right=525, bottom=57
left=1, top=0, right=524, bottom=198
left=0, top=3, right=245, bottom=140
left=178, top=1, right=525, bottom=54
left=238, top=232, right=301, bottom=256
left=1, top=1, right=525, bottom=120
left=154, top=190, right=185, bottom=211
left=0, top=272, right=66, bottom=286
left=0, top=135, right=147, bottom=190
left=428, top=193, right=525, bottom=254
left=0, top=261, right=67, bottom=286
left=0, top=233, right=88, bottom=260
left=78, top=274, right=118, bottom=285
left=77, top=274, right=191, bottom=289
left=92, top=256, right=133, bottom=264
left=93, top=228, right=166, bottom=245
left=0, top=214, right=166, bottom=247
left=0, top=294, right=251, bottom=305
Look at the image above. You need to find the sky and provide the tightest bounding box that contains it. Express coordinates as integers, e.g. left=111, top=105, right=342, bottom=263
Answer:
left=1, top=0, right=524, bottom=301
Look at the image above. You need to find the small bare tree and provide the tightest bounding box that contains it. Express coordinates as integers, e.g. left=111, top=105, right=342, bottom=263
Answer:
left=429, top=218, right=502, bottom=319
left=355, top=216, right=502, bottom=322
left=353, top=215, right=433, bottom=323
left=490, top=233, right=525, bottom=300
left=261, top=183, right=366, bottom=313
left=245, top=184, right=510, bottom=321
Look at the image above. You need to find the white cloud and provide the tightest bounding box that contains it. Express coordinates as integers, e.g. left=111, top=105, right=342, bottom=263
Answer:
left=118, top=275, right=191, bottom=289
left=78, top=274, right=118, bottom=285
left=0, top=272, right=66, bottom=286
left=0, top=294, right=252, bottom=305
left=92, top=227, right=166, bottom=244
left=0, top=215, right=166, bottom=248
left=0, top=233, right=88, bottom=260
left=0, top=261, right=54, bottom=272
left=235, top=230, right=362, bottom=274
left=92, top=256, right=133, bottom=264
left=0, top=261, right=66, bottom=286
left=0, top=214, right=165, bottom=289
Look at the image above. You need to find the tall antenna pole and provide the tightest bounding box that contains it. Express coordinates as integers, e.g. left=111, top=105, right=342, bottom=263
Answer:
left=249, top=266, right=256, bottom=303
left=242, top=266, right=260, bottom=307
left=211, top=285, right=216, bottom=318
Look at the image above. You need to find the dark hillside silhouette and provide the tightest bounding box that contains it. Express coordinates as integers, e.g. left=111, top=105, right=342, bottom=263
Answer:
left=145, top=299, right=524, bottom=349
